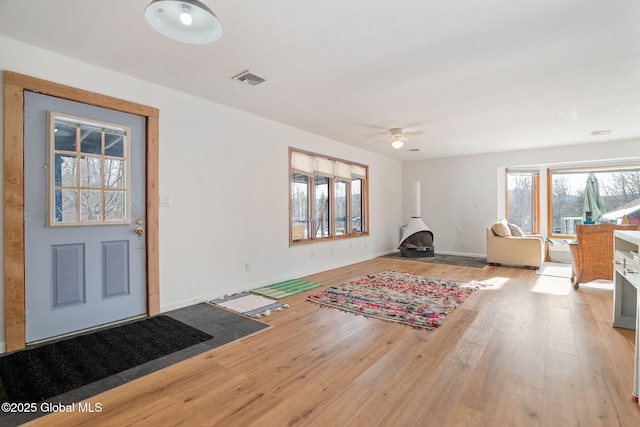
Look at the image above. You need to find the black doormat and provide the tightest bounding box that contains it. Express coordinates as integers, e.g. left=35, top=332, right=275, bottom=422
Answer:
left=0, top=315, right=212, bottom=403
left=381, top=252, right=487, bottom=269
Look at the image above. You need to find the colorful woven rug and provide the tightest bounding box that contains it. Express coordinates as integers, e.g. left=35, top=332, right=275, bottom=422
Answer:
left=251, top=279, right=322, bottom=299
left=307, top=271, right=479, bottom=329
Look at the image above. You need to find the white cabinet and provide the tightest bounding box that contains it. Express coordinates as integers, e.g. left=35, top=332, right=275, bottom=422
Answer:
left=613, top=230, right=640, bottom=404
left=613, top=232, right=639, bottom=328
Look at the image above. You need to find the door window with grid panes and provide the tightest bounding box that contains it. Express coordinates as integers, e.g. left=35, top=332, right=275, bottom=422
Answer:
left=48, top=112, right=130, bottom=226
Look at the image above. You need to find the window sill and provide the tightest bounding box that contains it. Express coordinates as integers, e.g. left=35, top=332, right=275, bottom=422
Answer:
left=290, top=232, right=369, bottom=246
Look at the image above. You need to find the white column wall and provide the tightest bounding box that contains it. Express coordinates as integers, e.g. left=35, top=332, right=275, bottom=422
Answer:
left=0, top=36, right=403, bottom=351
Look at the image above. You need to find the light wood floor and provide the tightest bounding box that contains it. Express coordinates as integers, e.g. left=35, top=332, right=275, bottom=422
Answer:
left=28, top=258, right=640, bottom=426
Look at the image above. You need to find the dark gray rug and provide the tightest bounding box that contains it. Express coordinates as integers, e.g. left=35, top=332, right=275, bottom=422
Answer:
left=0, top=316, right=212, bottom=403
left=381, top=252, right=487, bottom=269
left=0, top=303, right=269, bottom=426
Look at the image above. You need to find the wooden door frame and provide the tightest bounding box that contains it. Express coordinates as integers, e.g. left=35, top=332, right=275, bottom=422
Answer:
left=3, top=71, right=160, bottom=352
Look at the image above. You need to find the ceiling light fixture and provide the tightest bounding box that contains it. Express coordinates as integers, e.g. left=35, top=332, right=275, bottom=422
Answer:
left=144, top=0, right=223, bottom=44
left=391, top=135, right=405, bottom=149
left=180, top=5, right=193, bottom=25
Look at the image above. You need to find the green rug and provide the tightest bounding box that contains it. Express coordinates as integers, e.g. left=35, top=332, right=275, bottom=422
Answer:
left=251, top=279, right=321, bottom=299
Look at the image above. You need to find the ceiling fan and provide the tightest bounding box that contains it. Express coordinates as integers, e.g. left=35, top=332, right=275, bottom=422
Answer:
left=375, top=127, right=425, bottom=149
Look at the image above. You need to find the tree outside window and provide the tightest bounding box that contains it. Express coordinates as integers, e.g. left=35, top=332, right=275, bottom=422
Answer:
left=507, top=169, right=539, bottom=234
left=49, top=112, right=129, bottom=227
left=548, top=167, right=640, bottom=236
left=290, top=149, right=368, bottom=244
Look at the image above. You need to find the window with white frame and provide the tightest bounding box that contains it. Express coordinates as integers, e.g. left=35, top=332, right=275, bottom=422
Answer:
left=48, top=111, right=130, bottom=226
left=506, top=169, right=540, bottom=234
left=548, top=165, right=640, bottom=236
left=290, top=148, right=368, bottom=244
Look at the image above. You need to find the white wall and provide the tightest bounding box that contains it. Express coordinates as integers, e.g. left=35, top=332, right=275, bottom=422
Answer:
left=0, top=36, right=403, bottom=350
left=402, top=139, right=640, bottom=257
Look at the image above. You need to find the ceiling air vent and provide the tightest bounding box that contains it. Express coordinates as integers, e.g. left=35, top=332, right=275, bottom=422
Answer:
left=407, top=148, right=421, bottom=152
left=231, top=70, right=266, bottom=86
left=590, top=129, right=612, bottom=136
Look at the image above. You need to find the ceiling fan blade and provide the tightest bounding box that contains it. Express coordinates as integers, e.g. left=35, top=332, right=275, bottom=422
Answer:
left=404, top=130, right=425, bottom=136
left=363, top=123, right=393, bottom=132
left=366, top=131, right=391, bottom=138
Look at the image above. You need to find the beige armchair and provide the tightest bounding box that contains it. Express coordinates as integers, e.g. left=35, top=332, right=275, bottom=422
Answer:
left=486, top=220, right=545, bottom=269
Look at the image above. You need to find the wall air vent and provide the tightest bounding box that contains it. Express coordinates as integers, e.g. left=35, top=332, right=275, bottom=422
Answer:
left=231, top=70, right=266, bottom=86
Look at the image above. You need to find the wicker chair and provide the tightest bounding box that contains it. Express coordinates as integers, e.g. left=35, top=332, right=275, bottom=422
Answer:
left=569, top=223, right=640, bottom=289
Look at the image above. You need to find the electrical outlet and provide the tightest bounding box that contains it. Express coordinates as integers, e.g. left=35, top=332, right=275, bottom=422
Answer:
left=245, top=262, right=250, bottom=271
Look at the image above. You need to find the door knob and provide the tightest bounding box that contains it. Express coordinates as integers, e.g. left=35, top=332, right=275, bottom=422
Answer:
left=135, top=227, right=145, bottom=235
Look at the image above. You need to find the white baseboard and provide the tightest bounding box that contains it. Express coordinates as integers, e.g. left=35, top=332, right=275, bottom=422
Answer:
left=159, top=251, right=390, bottom=313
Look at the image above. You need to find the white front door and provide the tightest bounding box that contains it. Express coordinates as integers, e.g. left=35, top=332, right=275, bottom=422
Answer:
left=24, top=91, right=147, bottom=343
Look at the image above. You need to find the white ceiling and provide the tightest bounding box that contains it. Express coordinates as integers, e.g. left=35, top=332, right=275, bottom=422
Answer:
left=1, top=0, right=639, bottom=160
